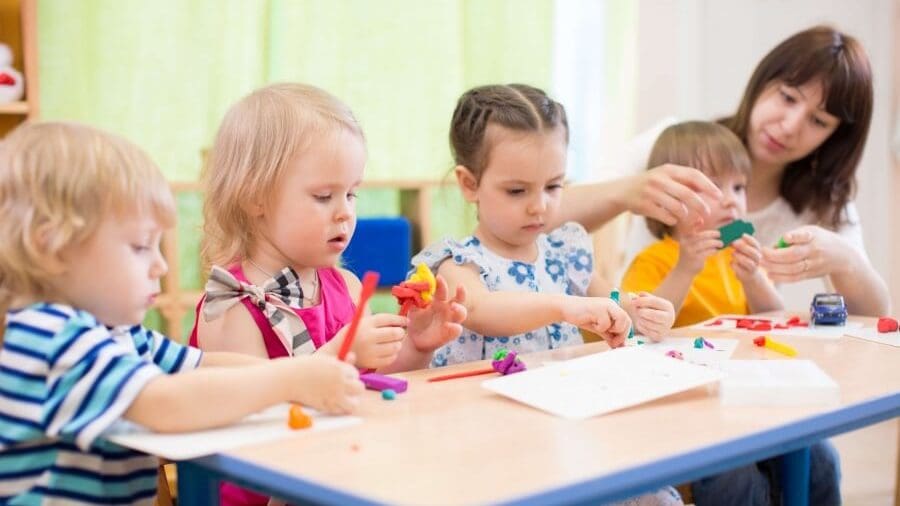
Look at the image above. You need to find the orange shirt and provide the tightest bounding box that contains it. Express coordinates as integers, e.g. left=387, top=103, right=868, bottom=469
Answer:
left=622, top=236, right=748, bottom=327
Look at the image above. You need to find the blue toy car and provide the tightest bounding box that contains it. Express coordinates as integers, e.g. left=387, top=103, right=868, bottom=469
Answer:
left=810, top=293, right=847, bottom=325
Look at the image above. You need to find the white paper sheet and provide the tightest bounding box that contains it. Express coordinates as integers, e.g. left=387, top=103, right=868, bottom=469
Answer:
left=630, top=336, right=739, bottom=366
left=482, top=347, right=723, bottom=420
left=844, top=328, right=900, bottom=347
left=104, top=404, right=361, bottom=460
left=689, top=314, right=862, bottom=339
left=718, top=360, right=840, bottom=406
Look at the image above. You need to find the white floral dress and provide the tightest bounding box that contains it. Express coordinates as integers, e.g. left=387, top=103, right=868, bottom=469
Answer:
left=412, top=222, right=595, bottom=367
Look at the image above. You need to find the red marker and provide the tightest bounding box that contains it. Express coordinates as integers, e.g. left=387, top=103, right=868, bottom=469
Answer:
left=337, top=271, right=380, bottom=361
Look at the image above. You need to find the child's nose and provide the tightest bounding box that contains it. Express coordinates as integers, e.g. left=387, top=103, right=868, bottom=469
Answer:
left=720, top=192, right=738, bottom=209
left=527, top=194, right=547, bottom=214
left=151, top=249, right=168, bottom=278
left=335, top=198, right=353, bottom=222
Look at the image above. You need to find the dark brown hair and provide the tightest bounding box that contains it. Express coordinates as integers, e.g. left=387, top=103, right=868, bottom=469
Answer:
left=720, top=25, right=872, bottom=229
left=646, top=121, right=752, bottom=238
left=449, top=84, right=568, bottom=182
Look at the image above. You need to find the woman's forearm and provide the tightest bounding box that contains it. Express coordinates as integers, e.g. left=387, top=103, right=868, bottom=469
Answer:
left=829, top=248, right=891, bottom=316
left=553, top=166, right=720, bottom=232
left=553, top=181, right=629, bottom=232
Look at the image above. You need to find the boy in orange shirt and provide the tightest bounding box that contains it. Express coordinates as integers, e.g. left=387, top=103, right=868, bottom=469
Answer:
left=622, top=121, right=783, bottom=326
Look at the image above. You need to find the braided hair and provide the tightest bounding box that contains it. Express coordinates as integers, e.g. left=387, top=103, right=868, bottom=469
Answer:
left=449, top=84, right=568, bottom=182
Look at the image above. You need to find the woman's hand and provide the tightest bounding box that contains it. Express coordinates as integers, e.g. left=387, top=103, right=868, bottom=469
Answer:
left=760, top=225, right=856, bottom=283
left=624, top=164, right=722, bottom=226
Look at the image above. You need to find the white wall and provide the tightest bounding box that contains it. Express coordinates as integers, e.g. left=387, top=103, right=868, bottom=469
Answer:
left=634, top=0, right=897, bottom=310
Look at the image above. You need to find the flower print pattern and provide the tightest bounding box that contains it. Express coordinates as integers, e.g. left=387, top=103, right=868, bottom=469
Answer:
left=545, top=258, right=564, bottom=283
left=569, top=248, right=592, bottom=273
left=508, top=262, right=534, bottom=285
left=412, top=222, right=594, bottom=367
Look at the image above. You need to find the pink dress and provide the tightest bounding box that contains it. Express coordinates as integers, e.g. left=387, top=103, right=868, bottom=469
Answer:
left=188, top=264, right=355, bottom=506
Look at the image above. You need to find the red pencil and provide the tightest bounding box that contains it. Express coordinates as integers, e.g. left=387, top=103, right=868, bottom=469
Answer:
left=337, top=271, right=379, bottom=361
left=427, top=367, right=496, bottom=382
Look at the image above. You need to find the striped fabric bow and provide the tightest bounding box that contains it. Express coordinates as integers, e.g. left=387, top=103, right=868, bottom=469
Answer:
left=202, top=265, right=313, bottom=355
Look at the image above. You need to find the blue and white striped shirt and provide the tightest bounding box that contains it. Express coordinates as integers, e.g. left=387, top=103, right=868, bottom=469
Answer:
left=0, top=303, right=202, bottom=505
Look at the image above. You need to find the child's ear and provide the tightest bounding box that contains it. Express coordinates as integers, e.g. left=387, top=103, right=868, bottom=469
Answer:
left=30, top=223, right=68, bottom=276
left=242, top=199, right=265, bottom=218
left=454, top=165, right=479, bottom=203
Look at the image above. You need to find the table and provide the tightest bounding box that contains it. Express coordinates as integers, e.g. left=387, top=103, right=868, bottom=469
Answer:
left=176, top=315, right=900, bottom=505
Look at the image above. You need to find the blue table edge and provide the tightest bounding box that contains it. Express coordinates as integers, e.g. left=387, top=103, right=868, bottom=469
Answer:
left=177, top=390, right=900, bottom=505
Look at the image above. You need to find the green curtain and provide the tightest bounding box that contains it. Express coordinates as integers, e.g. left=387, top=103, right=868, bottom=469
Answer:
left=38, top=0, right=555, bottom=333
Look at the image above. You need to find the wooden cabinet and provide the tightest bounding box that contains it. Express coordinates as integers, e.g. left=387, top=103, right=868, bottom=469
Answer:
left=0, top=0, right=37, bottom=135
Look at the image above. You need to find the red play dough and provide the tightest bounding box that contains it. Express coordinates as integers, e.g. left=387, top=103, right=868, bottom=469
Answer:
left=877, top=317, right=899, bottom=333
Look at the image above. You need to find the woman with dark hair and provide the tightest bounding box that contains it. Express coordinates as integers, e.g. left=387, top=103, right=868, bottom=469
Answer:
left=721, top=25, right=886, bottom=317
left=555, top=25, right=882, bottom=505
left=560, top=25, right=889, bottom=320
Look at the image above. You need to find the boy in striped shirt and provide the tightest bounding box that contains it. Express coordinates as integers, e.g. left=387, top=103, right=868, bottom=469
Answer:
left=0, top=122, right=365, bottom=505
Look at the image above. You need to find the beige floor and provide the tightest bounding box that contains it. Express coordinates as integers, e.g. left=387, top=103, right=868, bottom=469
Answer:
left=833, top=419, right=898, bottom=506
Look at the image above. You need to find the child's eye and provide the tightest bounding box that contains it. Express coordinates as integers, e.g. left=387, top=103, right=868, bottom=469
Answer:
left=347, top=191, right=358, bottom=201
left=734, top=184, right=746, bottom=193
left=314, top=194, right=332, bottom=202
left=811, top=116, right=828, bottom=128
left=506, top=188, right=525, bottom=196
left=131, top=244, right=150, bottom=253
left=546, top=184, right=563, bottom=192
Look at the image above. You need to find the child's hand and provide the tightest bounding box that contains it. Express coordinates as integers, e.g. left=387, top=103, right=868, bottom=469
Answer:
left=629, top=292, right=675, bottom=341
left=676, top=228, right=722, bottom=274
left=406, top=275, right=467, bottom=352
left=731, top=234, right=763, bottom=282
left=325, top=314, right=406, bottom=369
left=562, top=297, right=631, bottom=348
left=290, top=353, right=364, bottom=415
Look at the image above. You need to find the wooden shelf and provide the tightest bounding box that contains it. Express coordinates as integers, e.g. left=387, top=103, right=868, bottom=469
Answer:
left=0, top=100, right=28, bottom=114
left=0, top=0, right=38, bottom=135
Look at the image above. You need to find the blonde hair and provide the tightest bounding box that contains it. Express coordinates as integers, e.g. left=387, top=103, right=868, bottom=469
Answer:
left=201, top=83, right=364, bottom=266
left=0, top=121, right=175, bottom=325
left=645, top=121, right=752, bottom=239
